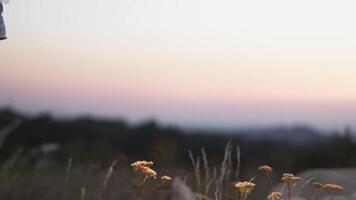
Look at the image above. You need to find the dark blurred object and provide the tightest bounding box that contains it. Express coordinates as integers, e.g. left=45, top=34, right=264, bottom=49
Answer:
left=0, top=3, right=6, bottom=40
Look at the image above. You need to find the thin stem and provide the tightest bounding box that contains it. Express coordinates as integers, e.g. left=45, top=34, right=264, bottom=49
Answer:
left=240, top=191, right=245, bottom=200
left=330, top=193, right=334, bottom=200
left=287, top=182, right=291, bottom=200
left=154, top=182, right=164, bottom=192
left=133, top=175, right=144, bottom=200
left=266, top=173, right=273, bottom=188
left=311, top=189, right=319, bottom=200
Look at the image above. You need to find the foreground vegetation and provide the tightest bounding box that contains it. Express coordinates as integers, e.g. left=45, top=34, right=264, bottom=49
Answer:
left=0, top=140, right=349, bottom=200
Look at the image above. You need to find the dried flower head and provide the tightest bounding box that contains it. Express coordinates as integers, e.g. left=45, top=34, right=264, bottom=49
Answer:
left=281, top=173, right=300, bottom=182
left=313, top=182, right=323, bottom=189
left=130, top=160, right=154, bottom=171
left=291, top=176, right=301, bottom=182
left=235, top=181, right=256, bottom=193
left=131, top=160, right=157, bottom=185
left=141, top=166, right=157, bottom=179
left=282, top=173, right=294, bottom=177
left=323, top=184, right=344, bottom=193
left=267, top=192, right=282, bottom=200
left=235, top=181, right=256, bottom=200
left=161, top=175, right=172, bottom=181
left=259, top=165, right=272, bottom=173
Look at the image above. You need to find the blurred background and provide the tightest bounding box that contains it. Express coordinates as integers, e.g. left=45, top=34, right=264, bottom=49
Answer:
left=1, top=0, right=356, bottom=199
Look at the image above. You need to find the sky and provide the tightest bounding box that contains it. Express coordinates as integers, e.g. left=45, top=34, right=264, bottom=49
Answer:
left=1, top=0, right=356, bottom=130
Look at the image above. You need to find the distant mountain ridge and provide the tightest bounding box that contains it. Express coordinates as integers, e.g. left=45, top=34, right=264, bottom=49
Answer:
left=236, top=126, right=328, bottom=144
left=0, top=108, right=337, bottom=146
left=183, top=125, right=329, bottom=145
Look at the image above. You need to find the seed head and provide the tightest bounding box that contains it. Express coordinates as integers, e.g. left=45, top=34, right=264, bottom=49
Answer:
left=234, top=181, right=256, bottom=193
left=259, top=165, right=273, bottom=173
left=283, top=173, right=294, bottom=177
left=323, top=184, right=344, bottom=193
left=131, top=160, right=157, bottom=183
left=267, top=192, right=282, bottom=200
left=141, top=166, right=157, bottom=179
left=281, top=173, right=300, bottom=182
left=313, top=182, right=323, bottom=189
left=161, top=175, right=172, bottom=181
left=130, top=160, right=154, bottom=171
left=235, top=181, right=255, bottom=200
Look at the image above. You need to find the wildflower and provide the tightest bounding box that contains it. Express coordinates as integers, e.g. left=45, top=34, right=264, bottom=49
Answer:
left=323, top=184, right=344, bottom=193
left=281, top=173, right=300, bottom=200
left=130, top=160, right=154, bottom=171
left=259, top=165, right=272, bottom=173
left=161, top=175, right=172, bottom=181
left=311, top=182, right=324, bottom=200
left=234, top=181, right=256, bottom=200
left=235, top=181, right=256, bottom=192
left=322, top=184, right=344, bottom=200
left=131, top=160, right=157, bottom=185
left=142, top=166, right=157, bottom=179
left=281, top=173, right=300, bottom=182
left=267, top=192, right=282, bottom=200
left=313, top=182, right=323, bottom=189
left=259, top=165, right=273, bottom=187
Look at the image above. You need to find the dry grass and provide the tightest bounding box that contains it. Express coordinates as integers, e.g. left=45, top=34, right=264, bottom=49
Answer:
left=0, top=139, right=347, bottom=200
left=184, top=141, right=345, bottom=200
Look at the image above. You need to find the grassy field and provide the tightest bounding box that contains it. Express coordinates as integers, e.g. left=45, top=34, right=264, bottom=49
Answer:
left=0, top=141, right=348, bottom=200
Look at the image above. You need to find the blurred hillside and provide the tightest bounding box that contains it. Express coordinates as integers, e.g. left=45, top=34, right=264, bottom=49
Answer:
left=0, top=108, right=356, bottom=174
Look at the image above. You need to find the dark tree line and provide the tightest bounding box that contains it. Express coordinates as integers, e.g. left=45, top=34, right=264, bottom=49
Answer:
left=0, top=108, right=355, bottom=175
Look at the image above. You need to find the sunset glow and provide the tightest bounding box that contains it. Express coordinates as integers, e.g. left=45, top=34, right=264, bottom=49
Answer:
left=1, top=0, right=356, bottom=129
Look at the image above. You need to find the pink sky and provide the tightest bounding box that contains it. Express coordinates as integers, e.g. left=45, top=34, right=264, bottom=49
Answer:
left=1, top=0, right=356, bottom=129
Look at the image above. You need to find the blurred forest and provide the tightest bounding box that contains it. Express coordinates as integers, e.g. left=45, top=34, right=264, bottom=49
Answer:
left=1, top=107, right=355, bottom=173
